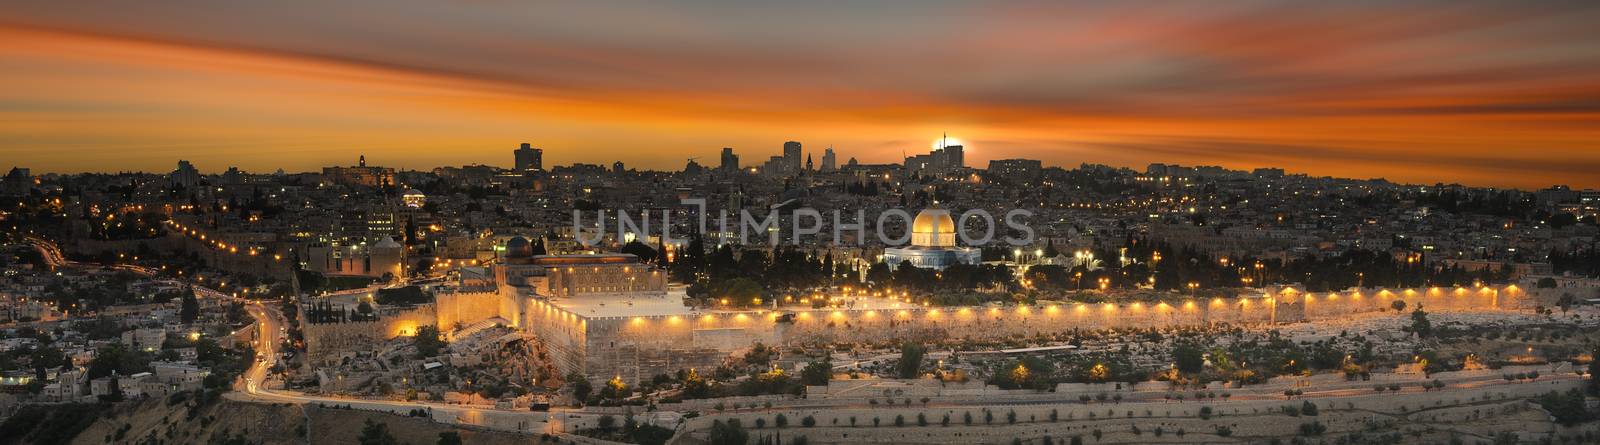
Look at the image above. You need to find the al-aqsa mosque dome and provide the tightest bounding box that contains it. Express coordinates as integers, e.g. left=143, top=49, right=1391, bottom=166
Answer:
left=882, top=205, right=981, bottom=270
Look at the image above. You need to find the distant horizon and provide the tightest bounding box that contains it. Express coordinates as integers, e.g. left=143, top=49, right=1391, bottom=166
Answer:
left=8, top=151, right=1586, bottom=193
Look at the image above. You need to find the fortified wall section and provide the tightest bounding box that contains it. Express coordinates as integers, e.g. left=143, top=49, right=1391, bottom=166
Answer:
left=434, top=289, right=514, bottom=331
left=571, top=286, right=1520, bottom=382
left=300, top=305, right=434, bottom=368
left=310, top=285, right=1521, bottom=384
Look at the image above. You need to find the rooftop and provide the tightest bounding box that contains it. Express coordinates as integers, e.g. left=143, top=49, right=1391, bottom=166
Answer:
left=543, top=288, right=694, bottom=319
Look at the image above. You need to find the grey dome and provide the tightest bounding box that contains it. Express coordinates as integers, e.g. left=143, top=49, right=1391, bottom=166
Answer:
left=505, top=236, right=532, bottom=257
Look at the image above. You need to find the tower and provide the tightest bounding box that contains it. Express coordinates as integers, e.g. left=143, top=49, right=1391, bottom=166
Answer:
left=822, top=147, right=837, bottom=172
left=720, top=147, right=739, bottom=173
left=783, top=141, right=802, bottom=173
left=943, top=144, right=963, bottom=170
left=514, top=143, right=543, bottom=171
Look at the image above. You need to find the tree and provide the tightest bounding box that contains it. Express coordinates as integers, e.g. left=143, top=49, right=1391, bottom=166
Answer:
left=1535, top=389, right=1592, bottom=426
left=597, top=415, right=617, bottom=431
left=1172, top=343, right=1205, bottom=374
left=1301, top=401, right=1319, bottom=416
left=413, top=325, right=446, bottom=357
left=681, top=368, right=709, bottom=399
left=436, top=431, right=463, bottom=445
left=1589, top=346, right=1600, bottom=396
left=619, top=240, right=658, bottom=263
left=569, top=374, right=593, bottom=403
left=180, top=287, right=200, bottom=323
left=713, top=278, right=763, bottom=306
left=87, top=343, right=151, bottom=380
left=1407, top=306, right=1433, bottom=338
left=896, top=342, right=926, bottom=379
left=358, top=420, right=399, bottom=445
left=801, top=360, right=832, bottom=386
left=29, top=346, right=67, bottom=380
left=707, top=419, right=748, bottom=441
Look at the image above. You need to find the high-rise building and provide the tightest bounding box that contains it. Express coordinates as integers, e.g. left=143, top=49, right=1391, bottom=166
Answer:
left=783, top=141, right=802, bottom=173
left=821, top=147, right=837, bottom=172
left=612, top=161, right=625, bottom=175
left=760, top=156, right=787, bottom=177
left=514, top=143, right=543, bottom=172
left=942, top=144, right=964, bottom=170
left=719, top=147, right=739, bottom=173
left=171, top=160, right=201, bottom=189
left=905, top=139, right=966, bottom=175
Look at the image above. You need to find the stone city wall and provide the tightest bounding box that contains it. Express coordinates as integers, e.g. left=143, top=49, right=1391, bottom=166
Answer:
left=548, top=286, right=1521, bottom=383
left=434, top=289, right=512, bottom=331
left=779, top=285, right=1515, bottom=345
left=300, top=305, right=435, bottom=367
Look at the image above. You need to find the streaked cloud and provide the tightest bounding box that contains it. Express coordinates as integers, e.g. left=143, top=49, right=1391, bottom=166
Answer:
left=1, top=1, right=1597, bottom=188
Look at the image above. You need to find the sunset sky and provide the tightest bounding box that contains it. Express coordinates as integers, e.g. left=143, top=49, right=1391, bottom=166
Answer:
left=2, top=1, right=1598, bottom=189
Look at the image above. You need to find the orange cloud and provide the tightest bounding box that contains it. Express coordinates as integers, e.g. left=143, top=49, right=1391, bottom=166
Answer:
left=0, top=2, right=1597, bottom=188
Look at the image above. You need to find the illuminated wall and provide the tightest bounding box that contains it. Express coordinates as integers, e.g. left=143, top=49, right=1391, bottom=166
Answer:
left=300, top=305, right=435, bottom=367
left=434, top=290, right=511, bottom=332
left=526, top=285, right=1523, bottom=383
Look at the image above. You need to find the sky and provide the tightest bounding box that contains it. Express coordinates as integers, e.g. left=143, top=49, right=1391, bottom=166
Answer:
left=2, top=1, right=1598, bottom=189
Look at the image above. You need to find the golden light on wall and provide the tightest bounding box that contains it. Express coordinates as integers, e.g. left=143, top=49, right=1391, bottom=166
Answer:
left=391, top=321, right=419, bottom=338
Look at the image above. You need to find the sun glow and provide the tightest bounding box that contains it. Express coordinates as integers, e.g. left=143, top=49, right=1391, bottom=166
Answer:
left=932, top=136, right=966, bottom=151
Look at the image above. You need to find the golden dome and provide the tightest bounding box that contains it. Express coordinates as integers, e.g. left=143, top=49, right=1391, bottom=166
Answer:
left=910, top=208, right=957, bottom=248
left=912, top=209, right=955, bottom=234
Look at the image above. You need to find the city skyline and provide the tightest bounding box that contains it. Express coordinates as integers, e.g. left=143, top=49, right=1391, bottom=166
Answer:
left=2, top=2, right=1599, bottom=189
